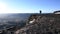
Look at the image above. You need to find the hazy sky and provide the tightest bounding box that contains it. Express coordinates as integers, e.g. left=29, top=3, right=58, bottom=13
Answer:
left=0, top=0, right=60, bottom=13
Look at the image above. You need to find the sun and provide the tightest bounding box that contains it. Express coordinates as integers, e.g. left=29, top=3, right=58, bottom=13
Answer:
left=0, top=2, right=7, bottom=9
left=0, top=2, right=7, bottom=13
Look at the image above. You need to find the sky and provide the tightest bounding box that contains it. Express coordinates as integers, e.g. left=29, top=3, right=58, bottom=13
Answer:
left=0, top=0, right=60, bottom=13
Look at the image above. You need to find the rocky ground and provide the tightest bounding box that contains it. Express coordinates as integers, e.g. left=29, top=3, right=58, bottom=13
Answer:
left=18, top=14, right=60, bottom=34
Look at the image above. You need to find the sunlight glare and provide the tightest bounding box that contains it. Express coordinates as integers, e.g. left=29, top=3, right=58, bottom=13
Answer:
left=0, top=2, right=7, bottom=13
